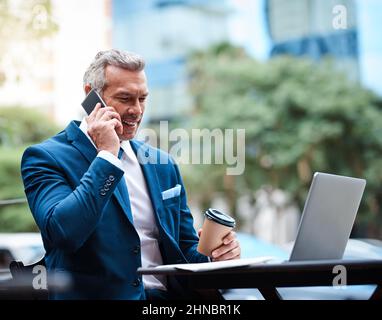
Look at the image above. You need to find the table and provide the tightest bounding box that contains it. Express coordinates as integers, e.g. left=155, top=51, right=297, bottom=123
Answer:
left=138, top=259, right=382, bottom=300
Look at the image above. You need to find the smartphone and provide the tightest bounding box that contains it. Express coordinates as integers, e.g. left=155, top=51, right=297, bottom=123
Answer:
left=81, top=89, right=107, bottom=115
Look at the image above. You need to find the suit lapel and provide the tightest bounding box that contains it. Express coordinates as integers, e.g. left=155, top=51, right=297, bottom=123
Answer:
left=66, top=121, right=98, bottom=163
left=65, top=121, right=134, bottom=225
left=130, top=140, right=164, bottom=223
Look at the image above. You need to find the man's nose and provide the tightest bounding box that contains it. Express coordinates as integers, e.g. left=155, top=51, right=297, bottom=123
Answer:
left=127, top=99, right=142, bottom=116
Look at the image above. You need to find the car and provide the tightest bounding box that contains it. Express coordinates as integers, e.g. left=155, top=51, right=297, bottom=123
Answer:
left=223, top=232, right=382, bottom=300
left=0, top=233, right=45, bottom=281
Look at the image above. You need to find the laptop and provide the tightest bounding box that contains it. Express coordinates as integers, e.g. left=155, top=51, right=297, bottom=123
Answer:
left=289, top=172, right=366, bottom=261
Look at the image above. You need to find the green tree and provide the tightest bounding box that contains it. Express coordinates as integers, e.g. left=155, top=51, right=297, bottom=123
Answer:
left=0, top=0, right=58, bottom=231
left=0, top=107, right=60, bottom=232
left=184, top=43, right=382, bottom=237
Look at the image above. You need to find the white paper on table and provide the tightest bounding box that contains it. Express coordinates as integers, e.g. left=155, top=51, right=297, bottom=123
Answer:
left=151, top=256, right=277, bottom=273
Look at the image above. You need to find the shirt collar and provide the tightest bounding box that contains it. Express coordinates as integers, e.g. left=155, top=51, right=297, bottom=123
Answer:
left=120, top=139, right=135, bottom=160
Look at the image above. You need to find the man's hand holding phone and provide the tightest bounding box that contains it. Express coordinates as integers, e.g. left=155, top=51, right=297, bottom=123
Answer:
left=86, top=103, right=123, bottom=157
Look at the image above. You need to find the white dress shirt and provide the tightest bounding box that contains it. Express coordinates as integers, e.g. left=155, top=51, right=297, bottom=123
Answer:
left=79, top=119, right=167, bottom=290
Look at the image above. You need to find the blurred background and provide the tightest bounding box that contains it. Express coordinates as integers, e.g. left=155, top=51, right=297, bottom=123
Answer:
left=1, top=0, right=382, bottom=273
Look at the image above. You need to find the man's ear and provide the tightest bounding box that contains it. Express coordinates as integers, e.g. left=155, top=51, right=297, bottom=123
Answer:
left=84, top=84, right=92, bottom=95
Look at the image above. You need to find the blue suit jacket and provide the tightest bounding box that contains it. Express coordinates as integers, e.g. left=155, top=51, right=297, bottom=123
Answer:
left=21, top=120, right=208, bottom=299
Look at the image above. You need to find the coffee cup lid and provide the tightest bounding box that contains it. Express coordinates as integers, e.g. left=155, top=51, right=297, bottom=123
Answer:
left=204, top=208, right=236, bottom=228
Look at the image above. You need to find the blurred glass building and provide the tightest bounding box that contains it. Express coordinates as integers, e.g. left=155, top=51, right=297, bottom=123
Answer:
left=112, top=0, right=231, bottom=121
left=265, top=0, right=359, bottom=80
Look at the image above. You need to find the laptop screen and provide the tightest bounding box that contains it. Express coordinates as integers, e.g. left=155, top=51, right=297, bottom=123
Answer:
left=289, top=172, right=366, bottom=261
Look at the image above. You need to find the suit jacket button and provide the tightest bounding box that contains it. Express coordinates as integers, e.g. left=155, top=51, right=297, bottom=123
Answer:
left=108, top=175, right=115, bottom=182
left=100, top=190, right=106, bottom=196
left=105, top=181, right=112, bottom=187
left=132, top=279, right=141, bottom=287
left=104, top=186, right=110, bottom=191
left=133, top=245, right=140, bottom=254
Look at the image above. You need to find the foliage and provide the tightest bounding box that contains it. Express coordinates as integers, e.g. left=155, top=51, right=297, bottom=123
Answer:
left=184, top=43, right=382, bottom=237
left=0, top=0, right=59, bottom=231
left=0, top=106, right=59, bottom=146
left=0, top=146, right=39, bottom=232
left=0, top=107, right=60, bottom=232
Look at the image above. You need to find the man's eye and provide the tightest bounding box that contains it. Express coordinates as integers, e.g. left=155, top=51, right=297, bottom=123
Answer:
left=139, top=97, right=147, bottom=102
left=118, top=97, right=131, bottom=103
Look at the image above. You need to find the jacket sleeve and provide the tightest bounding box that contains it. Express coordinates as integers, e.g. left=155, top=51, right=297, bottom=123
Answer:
left=21, top=145, right=124, bottom=253
left=172, top=162, right=209, bottom=264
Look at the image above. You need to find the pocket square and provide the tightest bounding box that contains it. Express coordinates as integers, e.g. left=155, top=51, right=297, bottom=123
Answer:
left=162, top=184, right=181, bottom=200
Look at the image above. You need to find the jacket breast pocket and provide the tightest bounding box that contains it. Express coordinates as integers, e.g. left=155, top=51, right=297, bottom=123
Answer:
left=162, top=196, right=180, bottom=242
left=163, top=195, right=180, bottom=208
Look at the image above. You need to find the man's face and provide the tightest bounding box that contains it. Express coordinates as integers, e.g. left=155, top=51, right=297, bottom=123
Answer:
left=101, top=65, right=148, bottom=140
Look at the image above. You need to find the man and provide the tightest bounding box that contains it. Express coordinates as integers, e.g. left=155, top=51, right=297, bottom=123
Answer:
left=21, top=49, right=240, bottom=300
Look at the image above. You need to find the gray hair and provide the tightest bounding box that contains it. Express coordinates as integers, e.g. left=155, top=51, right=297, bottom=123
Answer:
left=83, top=49, right=145, bottom=94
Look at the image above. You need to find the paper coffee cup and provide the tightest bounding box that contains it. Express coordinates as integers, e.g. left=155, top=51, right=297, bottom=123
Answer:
left=197, top=208, right=236, bottom=257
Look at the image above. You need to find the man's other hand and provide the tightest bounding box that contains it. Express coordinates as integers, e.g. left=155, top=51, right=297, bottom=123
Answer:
left=198, top=229, right=241, bottom=261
